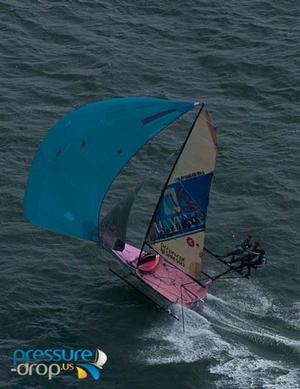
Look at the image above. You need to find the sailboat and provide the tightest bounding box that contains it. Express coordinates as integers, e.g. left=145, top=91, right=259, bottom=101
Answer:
left=23, top=97, right=243, bottom=319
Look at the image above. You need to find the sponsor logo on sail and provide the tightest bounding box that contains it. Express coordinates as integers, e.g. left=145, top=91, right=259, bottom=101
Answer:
left=160, top=242, right=185, bottom=267
left=186, top=237, right=195, bottom=247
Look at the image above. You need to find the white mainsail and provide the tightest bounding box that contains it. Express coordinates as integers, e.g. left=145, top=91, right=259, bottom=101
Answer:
left=145, top=105, right=217, bottom=278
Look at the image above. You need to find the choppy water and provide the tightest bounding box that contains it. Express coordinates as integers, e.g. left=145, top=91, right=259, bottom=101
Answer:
left=1, top=1, right=299, bottom=388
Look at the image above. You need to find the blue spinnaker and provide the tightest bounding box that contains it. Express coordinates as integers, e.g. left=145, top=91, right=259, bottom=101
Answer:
left=24, top=97, right=195, bottom=241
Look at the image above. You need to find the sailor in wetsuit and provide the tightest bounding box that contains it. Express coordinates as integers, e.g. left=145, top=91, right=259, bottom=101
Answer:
left=225, top=234, right=253, bottom=263
left=237, top=241, right=260, bottom=262
left=237, top=249, right=268, bottom=278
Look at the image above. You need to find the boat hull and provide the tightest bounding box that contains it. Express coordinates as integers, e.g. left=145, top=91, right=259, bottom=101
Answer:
left=113, top=243, right=211, bottom=307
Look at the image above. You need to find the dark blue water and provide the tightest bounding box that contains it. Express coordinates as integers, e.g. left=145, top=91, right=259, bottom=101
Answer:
left=1, top=1, right=299, bottom=388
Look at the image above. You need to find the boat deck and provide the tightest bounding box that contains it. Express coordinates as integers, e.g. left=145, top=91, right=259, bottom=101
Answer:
left=113, top=243, right=211, bottom=307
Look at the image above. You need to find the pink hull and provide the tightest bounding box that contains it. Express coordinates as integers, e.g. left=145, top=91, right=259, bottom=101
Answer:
left=113, top=243, right=211, bottom=307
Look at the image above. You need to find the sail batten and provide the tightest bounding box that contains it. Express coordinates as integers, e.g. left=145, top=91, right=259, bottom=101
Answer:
left=144, top=104, right=217, bottom=278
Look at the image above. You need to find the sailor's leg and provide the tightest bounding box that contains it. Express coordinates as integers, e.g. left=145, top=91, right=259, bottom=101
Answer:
left=225, top=248, right=243, bottom=258
left=235, top=259, right=248, bottom=274
left=245, top=264, right=251, bottom=278
left=233, top=265, right=243, bottom=274
left=228, top=256, right=241, bottom=264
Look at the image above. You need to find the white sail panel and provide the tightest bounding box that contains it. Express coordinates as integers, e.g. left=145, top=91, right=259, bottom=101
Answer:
left=146, top=106, right=217, bottom=278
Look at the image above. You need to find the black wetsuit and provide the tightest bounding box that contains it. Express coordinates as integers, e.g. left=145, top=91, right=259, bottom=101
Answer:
left=227, top=238, right=252, bottom=259
left=238, top=251, right=267, bottom=277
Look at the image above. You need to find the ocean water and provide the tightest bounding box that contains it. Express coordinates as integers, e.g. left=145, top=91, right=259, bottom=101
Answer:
left=1, top=1, right=299, bottom=388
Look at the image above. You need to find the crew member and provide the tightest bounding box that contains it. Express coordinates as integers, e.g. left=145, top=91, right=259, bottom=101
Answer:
left=237, top=249, right=268, bottom=278
left=225, top=234, right=252, bottom=263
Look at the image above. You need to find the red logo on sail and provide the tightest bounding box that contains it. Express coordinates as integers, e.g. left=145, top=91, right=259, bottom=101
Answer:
left=186, top=237, right=195, bottom=247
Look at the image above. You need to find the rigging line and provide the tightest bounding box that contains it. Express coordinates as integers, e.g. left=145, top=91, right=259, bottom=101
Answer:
left=109, top=268, right=179, bottom=320
left=140, top=280, right=188, bottom=300
left=143, top=242, right=208, bottom=288
left=205, top=246, right=270, bottom=276
left=139, top=276, right=190, bottom=301
left=133, top=266, right=187, bottom=300
left=137, top=103, right=205, bottom=266
left=204, top=247, right=225, bottom=259
left=151, top=272, right=177, bottom=283
left=211, top=267, right=242, bottom=281
left=181, top=283, right=200, bottom=300
left=181, top=286, right=185, bottom=333
left=212, top=276, right=245, bottom=280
